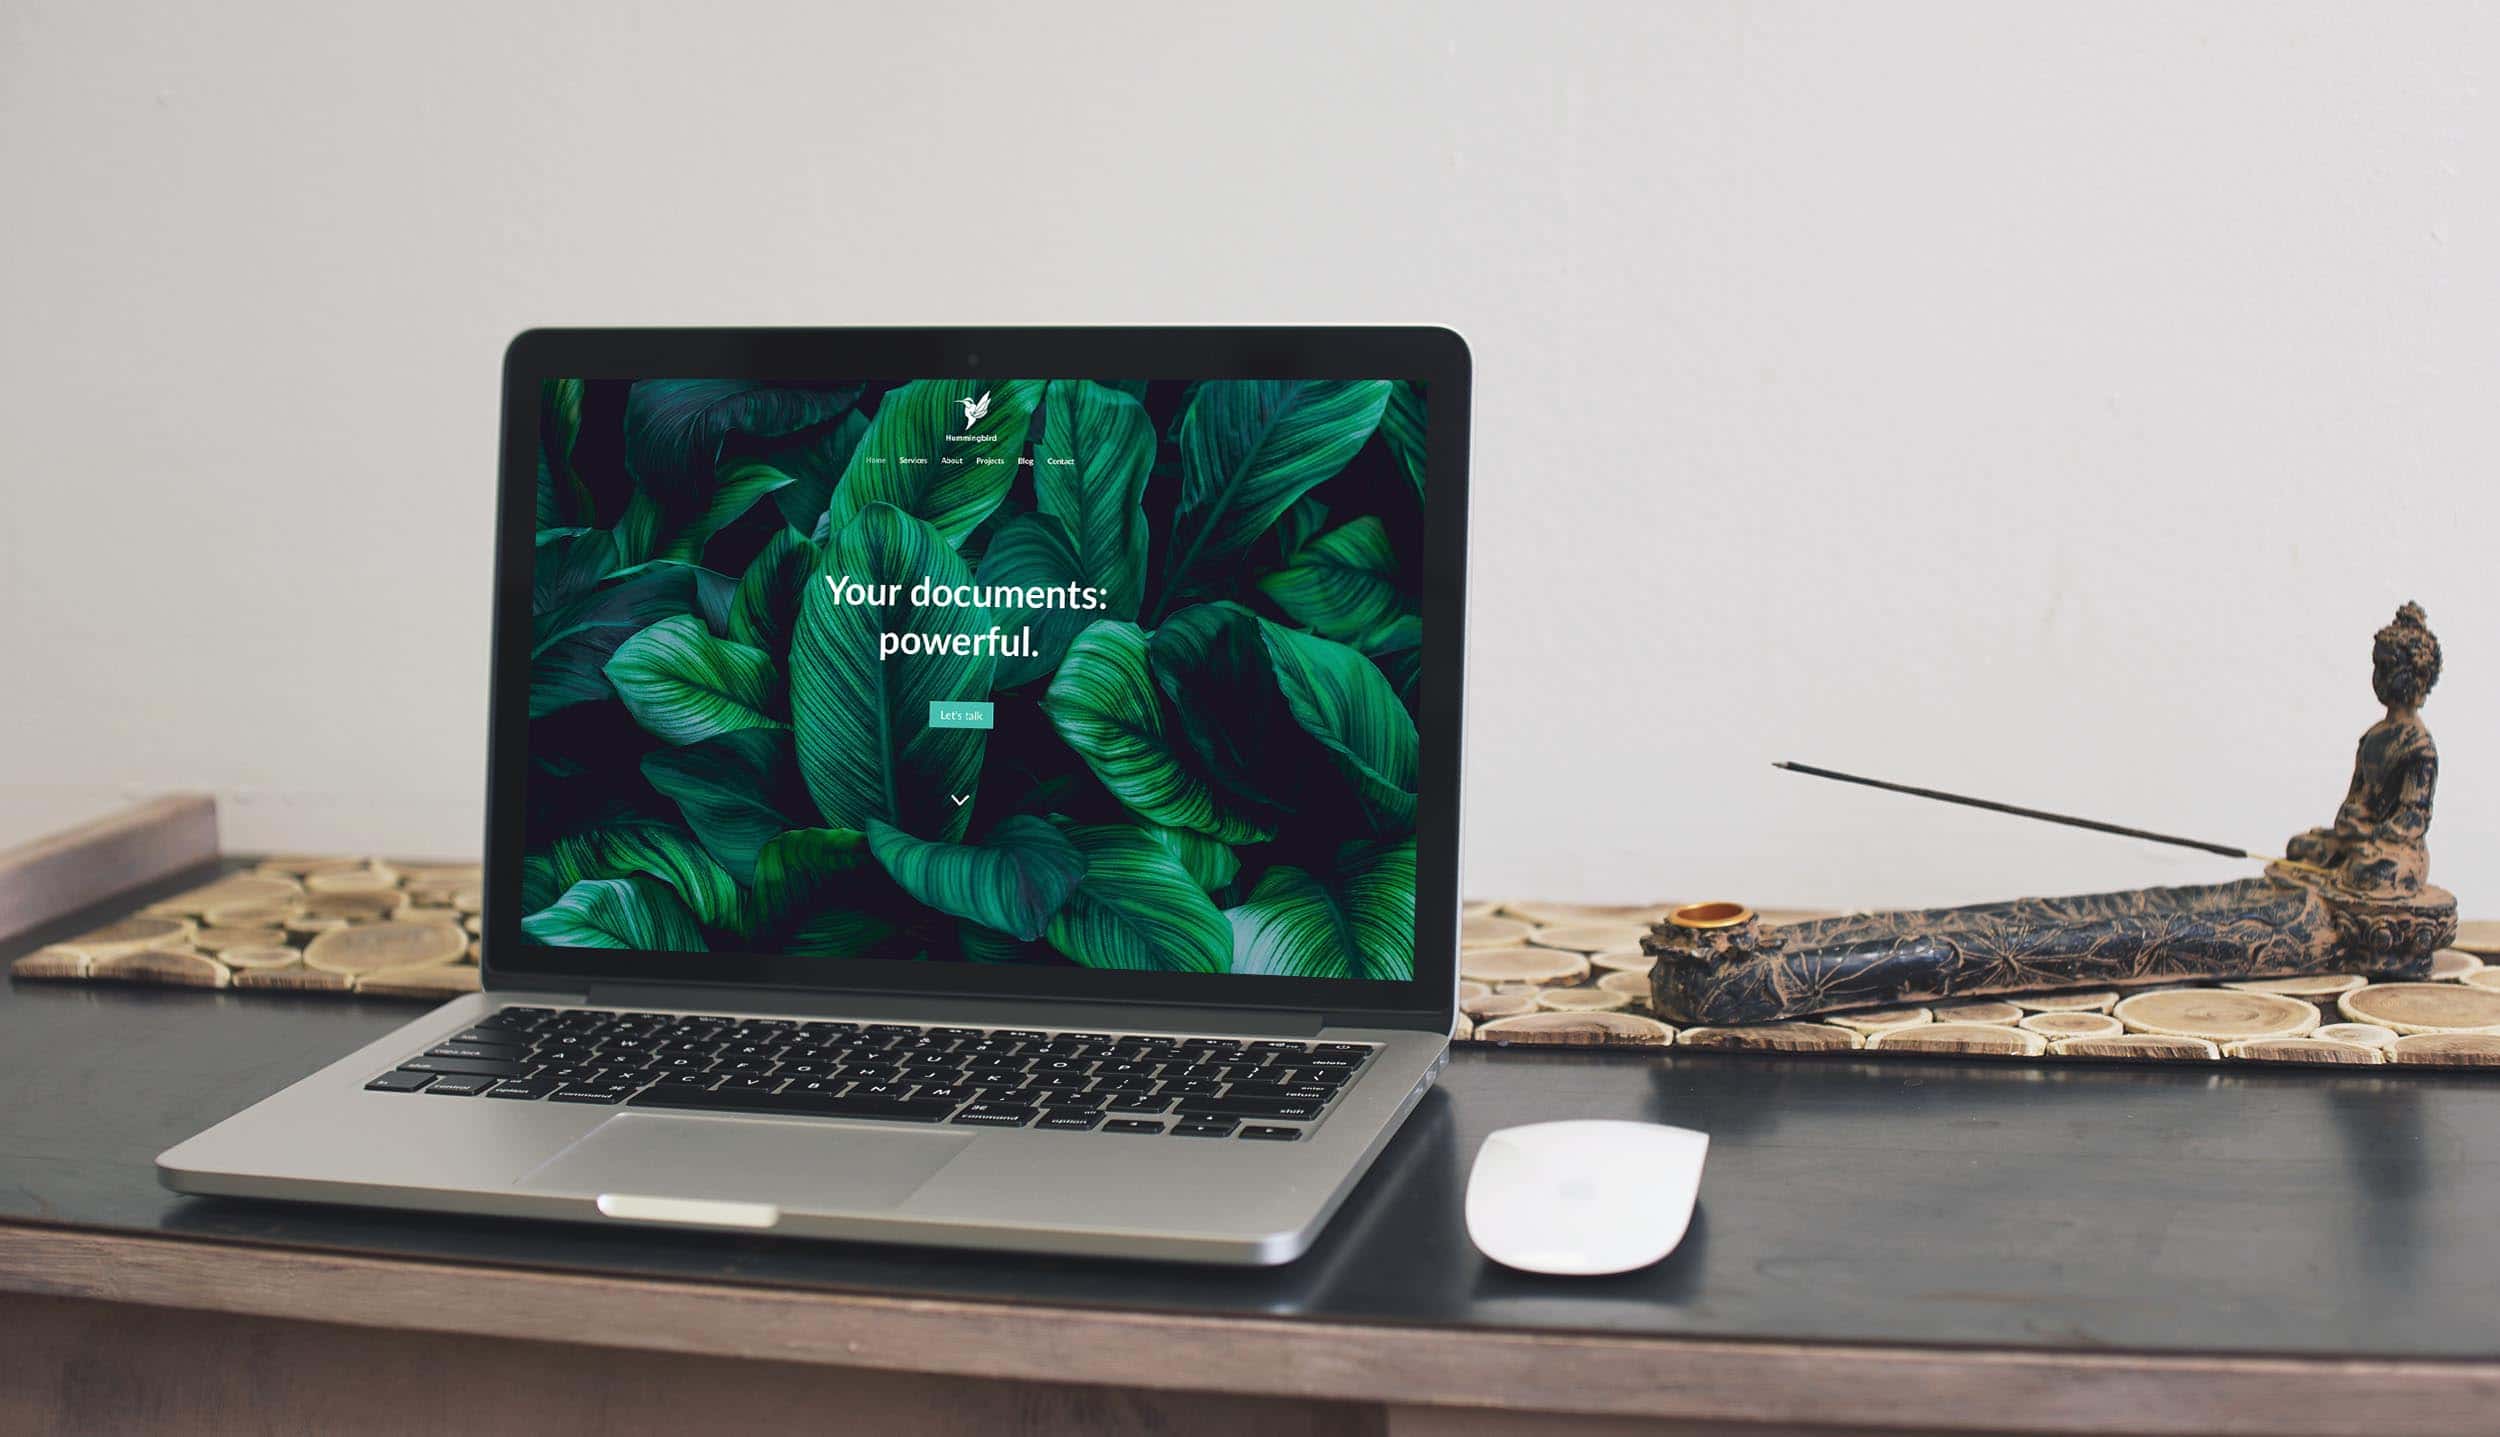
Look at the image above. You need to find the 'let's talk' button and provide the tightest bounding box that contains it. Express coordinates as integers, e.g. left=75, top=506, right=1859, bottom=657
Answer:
left=928, top=701, right=994, bottom=730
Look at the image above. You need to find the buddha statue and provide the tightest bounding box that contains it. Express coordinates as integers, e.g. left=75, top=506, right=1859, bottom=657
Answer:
left=2285, top=603, right=2441, bottom=897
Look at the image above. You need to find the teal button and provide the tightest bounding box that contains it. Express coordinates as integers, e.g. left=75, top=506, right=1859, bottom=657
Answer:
left=929, top=700, right=995, bottom=730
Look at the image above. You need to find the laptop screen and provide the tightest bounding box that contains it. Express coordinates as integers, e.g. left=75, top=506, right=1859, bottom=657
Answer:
left=522, top=377, right=1428, bottom=986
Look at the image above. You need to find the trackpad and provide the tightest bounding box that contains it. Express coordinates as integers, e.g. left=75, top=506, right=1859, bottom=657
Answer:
left=515, top=1113, right=974, bottom=1214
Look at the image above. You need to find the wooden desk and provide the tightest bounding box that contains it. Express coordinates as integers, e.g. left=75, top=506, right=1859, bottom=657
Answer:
left=6, top=930, right=2500, bottom=1433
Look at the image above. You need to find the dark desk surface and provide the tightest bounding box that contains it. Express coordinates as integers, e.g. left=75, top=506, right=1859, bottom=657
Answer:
left=7, top=950, right=2500, bottom=1367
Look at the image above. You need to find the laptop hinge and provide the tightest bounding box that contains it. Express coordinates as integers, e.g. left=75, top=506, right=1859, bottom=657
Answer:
left=578, top=981, right=1333, bottom=1038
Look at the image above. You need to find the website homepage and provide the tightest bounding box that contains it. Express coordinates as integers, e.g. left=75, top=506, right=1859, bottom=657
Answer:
left=524, top=377, right=1427, bottom=981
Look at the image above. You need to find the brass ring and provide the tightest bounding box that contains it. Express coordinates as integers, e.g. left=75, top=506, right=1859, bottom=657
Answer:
left=1668, top=901, right=1755, bottom=930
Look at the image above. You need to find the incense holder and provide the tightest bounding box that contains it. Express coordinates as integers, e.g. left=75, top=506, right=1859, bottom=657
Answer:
left=1650, top=605, right=2459, bottom=1026
left=1646, top=876, right=2453, bottom=1026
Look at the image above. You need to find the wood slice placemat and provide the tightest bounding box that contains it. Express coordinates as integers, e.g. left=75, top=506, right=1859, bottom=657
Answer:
left=10, top=857, right=481, bottom=1000
left=15, top=871, right=2500, bottom=1072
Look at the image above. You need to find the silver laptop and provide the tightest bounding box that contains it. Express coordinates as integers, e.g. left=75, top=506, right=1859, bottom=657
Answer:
left=159, top=326, right=1471, bottom=1265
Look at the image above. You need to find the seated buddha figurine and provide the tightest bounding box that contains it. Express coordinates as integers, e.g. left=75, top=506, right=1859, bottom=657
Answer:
left=2286, top=603, right=2441, bottom=897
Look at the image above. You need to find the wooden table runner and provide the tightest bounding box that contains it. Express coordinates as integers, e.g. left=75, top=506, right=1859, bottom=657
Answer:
left=10, top=856, right=482, bottom=1000
left=1458, top=901, right=2500, bottom=1067
left=13, top=865, right=2500, bottom=1069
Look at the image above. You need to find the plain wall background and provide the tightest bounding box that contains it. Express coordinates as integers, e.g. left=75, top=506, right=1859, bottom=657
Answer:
left=2, top=0, right=2491, bottom=908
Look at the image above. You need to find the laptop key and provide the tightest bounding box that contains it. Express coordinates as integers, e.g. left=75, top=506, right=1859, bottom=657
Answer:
left=366, top=1070, right=435, bottom=1092
left=1037, top=1109, right=1103, bottom=1131
left=486, top=1079, right=556, bottom=1100
left=1106, top=1095, right=1175, bottom=1114
left=1174, top=1095, right=1324, bottom=1120
left=551, top=1087, right=628, bottom=1104
left=1217, top=1081, right=1336, bottom=1103
left=767, top=1091, right=953, bottom=1122
left=398, top=1055, right=524, bottom=1078
left=1102, top=1119, right=1165, bottom=1134
left=423, top=1074, right=499, bottom=1097
left=1172, top=1120, right=1238, bottom=1138
left=452, top=1027, right=528, bottom=1047
left=628, top=1086, right=955, bottom=1123
left=631, top=1081, right=740, bottom=1107
left=1239, top=1125, right=1304, bottom=1141
left=951, top=1104, right=1037, bottom=1127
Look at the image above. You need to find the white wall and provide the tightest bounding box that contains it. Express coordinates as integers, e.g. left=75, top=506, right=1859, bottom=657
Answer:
left=2, top=1, right=2491, bottom=909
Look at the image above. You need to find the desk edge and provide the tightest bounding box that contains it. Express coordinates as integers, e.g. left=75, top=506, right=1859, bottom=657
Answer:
left=0, top=1220, right=2494, bottom=1434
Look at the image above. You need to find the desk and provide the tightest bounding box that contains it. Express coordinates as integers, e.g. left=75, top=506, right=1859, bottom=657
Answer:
left=5, top=940, right=2500, bottom=1433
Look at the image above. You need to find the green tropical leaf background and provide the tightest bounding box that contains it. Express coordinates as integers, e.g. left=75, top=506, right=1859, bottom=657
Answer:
left=522, top=376, right=1425, bottom=979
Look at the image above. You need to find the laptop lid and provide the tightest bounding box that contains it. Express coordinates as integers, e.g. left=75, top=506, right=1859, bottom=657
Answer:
left=484, top=327, right=1467, bottom=1027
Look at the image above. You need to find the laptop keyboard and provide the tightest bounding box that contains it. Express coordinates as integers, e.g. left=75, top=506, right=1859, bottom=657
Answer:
left=366, top=1007, right=1378, bottom=1140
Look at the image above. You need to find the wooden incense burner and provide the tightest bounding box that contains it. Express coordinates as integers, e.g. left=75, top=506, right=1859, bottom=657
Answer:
left=1648, top=605, right=2459, bottom=1027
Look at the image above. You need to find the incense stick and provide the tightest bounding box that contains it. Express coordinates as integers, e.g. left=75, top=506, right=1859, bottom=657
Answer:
left=1773, top=761, right=2274, bottom=861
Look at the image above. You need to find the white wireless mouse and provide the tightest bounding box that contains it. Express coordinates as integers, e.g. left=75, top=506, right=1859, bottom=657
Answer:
left=1465, top=1119, right=1707, bottom=1275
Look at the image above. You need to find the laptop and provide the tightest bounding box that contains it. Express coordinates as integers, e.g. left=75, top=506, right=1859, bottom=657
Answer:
left=159, top=326, right=1471, bottom=1265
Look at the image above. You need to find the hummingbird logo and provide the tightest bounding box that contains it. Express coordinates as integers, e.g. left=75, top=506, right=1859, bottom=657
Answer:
left=957, top=391, right=992, bottom=428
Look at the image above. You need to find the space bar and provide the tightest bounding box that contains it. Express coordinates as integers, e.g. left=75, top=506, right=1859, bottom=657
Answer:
left=628, top=1084, right=956, bottom=1123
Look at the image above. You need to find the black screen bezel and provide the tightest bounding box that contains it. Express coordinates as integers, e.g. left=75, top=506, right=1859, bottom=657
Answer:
left=485, top=327, right=1468, bottom=1025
